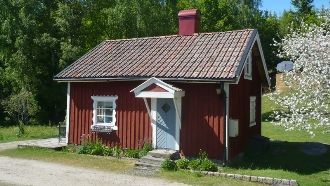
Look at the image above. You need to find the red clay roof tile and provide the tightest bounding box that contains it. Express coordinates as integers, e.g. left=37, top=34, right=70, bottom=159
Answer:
left=54, top=29, right=257, bottom=81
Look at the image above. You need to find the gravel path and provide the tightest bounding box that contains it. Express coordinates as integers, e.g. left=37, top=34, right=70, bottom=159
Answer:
left=0, top=156, right=187, bottom=186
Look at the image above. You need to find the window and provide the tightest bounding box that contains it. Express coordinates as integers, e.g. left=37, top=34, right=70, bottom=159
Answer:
left=244, top=51, right=252, bottom=80
left=249, top=96, right=256, bottom=127
left=91, top=96, right=118, bottom=127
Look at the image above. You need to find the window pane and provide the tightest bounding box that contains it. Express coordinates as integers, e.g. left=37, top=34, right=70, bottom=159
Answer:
left=97, top=102, right=104, bottom=108
left=97, top=108, right=102, bottom=115
left=105, top=109, right=113, bottom=116
left=97, top=116, right=104, bottom=123
left=104, top=116, right=112, bottom=123
left=104, top=102, right=113, bottom=108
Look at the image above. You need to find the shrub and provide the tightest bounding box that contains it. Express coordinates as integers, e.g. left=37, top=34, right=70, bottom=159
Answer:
left=187, top=150, right=218, bottom=172
left=199, top=159, right=218, bottom=172
left=161, top=159, right=177, bottom=171
left=142, top=142, right=153, bottom=152
left=124, top=149, right=140, bottom=158
left=65, top=145, right=78, bottom=153
left=176, top=158, right=190, bottom=169
left=76, top=138, right=106, bottom=156
left=198, top=149, right=208, bottom=160
left=90, top=141, right=104, bottom=155
left=139, top=142, right=153, bottom=157
left=103, top=146, right=113, bottom=156
left=188, top=159, right=201, bottom=170
left=112, top=146, right=123, bottom=159
left=77, top=144, right=92, bottom=154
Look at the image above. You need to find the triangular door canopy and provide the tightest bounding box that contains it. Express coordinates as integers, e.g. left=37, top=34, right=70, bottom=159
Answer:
left=130, top=77, right=185, bottom=98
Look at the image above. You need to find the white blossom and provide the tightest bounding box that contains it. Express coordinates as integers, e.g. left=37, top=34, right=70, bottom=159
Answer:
left=268, top=11, right=330, bottom=136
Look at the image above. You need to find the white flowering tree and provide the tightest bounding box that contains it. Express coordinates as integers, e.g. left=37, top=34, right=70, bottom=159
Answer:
left=269, top=11, right=330, bottom=136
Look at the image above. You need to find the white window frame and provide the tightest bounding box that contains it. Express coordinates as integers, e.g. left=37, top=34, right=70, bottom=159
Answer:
left=91, top=96, right=118, bottom=127
left=244, top=51, right=252, bottom=80
left=249, top=96, right=256, bottom=127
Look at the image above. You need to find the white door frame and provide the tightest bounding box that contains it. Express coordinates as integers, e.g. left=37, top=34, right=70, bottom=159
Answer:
left=151, top=97, right=182, bottom=150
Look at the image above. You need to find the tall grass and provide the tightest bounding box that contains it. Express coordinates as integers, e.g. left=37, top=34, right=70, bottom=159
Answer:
left=0, top=125, right=58, bottom=143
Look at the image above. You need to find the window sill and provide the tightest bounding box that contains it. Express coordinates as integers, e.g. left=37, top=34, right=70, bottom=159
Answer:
left=91, top=124, right=117, bottom=133
left=249, top=122, right=256, bottom=127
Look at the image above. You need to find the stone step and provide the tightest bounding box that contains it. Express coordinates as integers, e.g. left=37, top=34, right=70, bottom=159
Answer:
left=148, top=149, right=180, bottom=159
left=139, top=155, right=165, bottom=166
left=135, top=162, right=161, bottom=169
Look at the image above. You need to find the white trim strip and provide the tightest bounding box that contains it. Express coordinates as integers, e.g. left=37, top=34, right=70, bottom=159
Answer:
left=151, top=98, right=157, bottom=149
left=65, top=82, right=70, bottom=144
left=143, top=98, right=152, bottom=119
left=224, top=83, right=230, bottom=162
left=235, top=31, right=270, bottom=86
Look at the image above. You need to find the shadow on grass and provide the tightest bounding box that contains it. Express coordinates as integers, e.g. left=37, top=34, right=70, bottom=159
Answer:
left=261, top=109, right=284, bottom=122
left=229, top=140, right=330, bottom=175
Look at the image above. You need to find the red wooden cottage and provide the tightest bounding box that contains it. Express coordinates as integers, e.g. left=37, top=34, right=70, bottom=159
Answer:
left=54, top=9, right=270, bottom=162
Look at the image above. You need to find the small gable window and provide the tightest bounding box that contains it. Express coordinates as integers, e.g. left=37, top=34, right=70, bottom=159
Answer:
left=91, top=96, right=118, bottom=132
left=244, top=51, right=252, bottom=80
left=249, top=96, right=256, bottom=127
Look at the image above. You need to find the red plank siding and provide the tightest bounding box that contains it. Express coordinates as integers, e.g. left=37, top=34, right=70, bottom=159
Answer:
left=177, top=83, right=225, bottom=159
left=69, top=81, right=225, bottom=159
left=229, top=45, right=262, bottom=159
left=69, top=81, right=151, bottom=149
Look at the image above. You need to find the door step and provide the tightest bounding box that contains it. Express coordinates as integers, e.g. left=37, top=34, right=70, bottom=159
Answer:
left=147, top=149, right=180, bottom=159
left=134, top=149, right=180, bottom=174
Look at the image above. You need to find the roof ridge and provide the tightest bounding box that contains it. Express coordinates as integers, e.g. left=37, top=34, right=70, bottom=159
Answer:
left=104, top=28, right=256, bottom=42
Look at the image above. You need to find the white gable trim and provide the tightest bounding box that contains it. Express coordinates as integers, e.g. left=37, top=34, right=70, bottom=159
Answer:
left=235, top=32, right=270, bottom=86
left=131, top=77, right=185, bottom=98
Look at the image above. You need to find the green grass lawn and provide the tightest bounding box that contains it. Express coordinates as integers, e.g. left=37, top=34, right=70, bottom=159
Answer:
left=0, top=147, right=135, bottom=173
left=223, top=95, right=330, bottom=186
left=0, top=125, right=58, bottom=143
left=0, top=148, right=260, bottom=186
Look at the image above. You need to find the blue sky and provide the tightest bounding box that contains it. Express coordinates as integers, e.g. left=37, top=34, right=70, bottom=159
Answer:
left=260, top=0, right=330, bottom=15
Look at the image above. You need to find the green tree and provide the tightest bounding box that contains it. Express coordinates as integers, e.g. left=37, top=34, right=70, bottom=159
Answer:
left=292, top=0, right=314, bottom=15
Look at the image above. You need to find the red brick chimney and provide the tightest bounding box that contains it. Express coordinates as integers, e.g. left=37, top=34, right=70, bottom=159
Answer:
left=178, top=9, right=200, bottom=36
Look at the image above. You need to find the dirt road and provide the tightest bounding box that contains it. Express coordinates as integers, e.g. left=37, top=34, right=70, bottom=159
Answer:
left=0, top=156, right=186, bottom=186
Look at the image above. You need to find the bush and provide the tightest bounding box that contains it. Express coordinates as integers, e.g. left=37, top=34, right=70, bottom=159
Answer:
left=188, top=159, right=201, bottom=170
left=199, top=159, right=218, bottom=172
left=161, top=159, right=177, bottom=171
left=187, top=150, right=218, bottom=172
left=176, top=158, right=190, bottom=169
left=124, top=149, right=140, bottom=158
left=77, top=144, right=92, bottom=154
left=64, top=145, right=78, bottom=153
left=90, top=141, right=104, bottom=155
left=142, top=142, right=153, bottom=152
left=112, top=146, right=123, bottom=159
left=103, top=146, right=113, bottom=156
left=139, top=142, right=153, bottom=157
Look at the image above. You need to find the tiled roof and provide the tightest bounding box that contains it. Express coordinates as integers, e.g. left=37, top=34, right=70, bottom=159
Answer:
left=54, top=29, right=257, bottom=81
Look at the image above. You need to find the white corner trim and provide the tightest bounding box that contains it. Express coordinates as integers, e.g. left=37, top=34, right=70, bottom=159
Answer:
left=224, top=83, right=230, bottom=162
left=151, top=98, right=157, bottom=149
left=65, top=82, right=70, bottom=144
left=173, top=97, right=182, bottom=151
left=91, top=95, right=118, bottom=127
